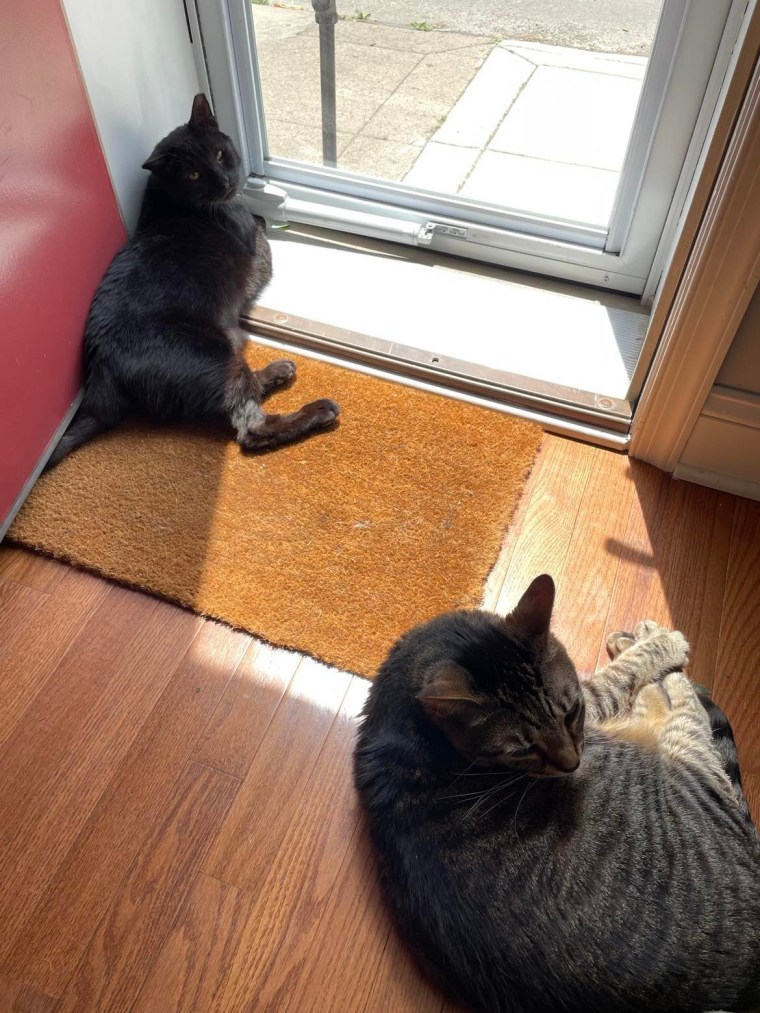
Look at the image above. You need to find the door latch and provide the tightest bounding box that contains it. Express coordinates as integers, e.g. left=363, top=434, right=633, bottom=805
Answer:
left=416, top=221, right=469, bottom=245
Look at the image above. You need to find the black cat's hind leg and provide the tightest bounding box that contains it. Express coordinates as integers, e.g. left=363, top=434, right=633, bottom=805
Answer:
left=45, top=410, right=107, bottom=470
left=253, top=358, right=297, bottom=397
left=225, top=358, right=339, bottom=452
left=44, top=374, right=127, bottom=470
left=239, top=399, right=340, bottom=452
left=694, top=688, right=752, bottom=821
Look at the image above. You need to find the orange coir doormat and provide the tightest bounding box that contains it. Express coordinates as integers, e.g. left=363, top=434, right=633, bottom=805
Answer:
left=9, top=341, right=542, bottom=677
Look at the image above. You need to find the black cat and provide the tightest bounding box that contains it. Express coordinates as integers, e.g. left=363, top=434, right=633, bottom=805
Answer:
left=354, top=575, right=760, bottom=1013
left=48, top=94, right=338, bottom=468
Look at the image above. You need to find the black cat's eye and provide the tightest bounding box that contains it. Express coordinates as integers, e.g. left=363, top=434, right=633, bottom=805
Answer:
left=215, top=149, right=224, bottom=161
left=188, top=170, right=200, bottom=181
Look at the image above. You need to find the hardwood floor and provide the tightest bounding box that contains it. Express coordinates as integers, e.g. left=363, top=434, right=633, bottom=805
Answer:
left=1, top=434, right=758, bottom=1012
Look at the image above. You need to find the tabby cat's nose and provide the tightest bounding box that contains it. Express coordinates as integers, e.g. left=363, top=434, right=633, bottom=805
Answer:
left=550, top=753, right=580, bottom=773
left=543, top=740, right=581, bottom=774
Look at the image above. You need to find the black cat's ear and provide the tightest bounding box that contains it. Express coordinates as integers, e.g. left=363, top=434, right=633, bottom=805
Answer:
left=189, top=93, right=218, bottom=131
left=417, top=662, right=485, bottom=724
left=509, top=574, right=555, bottom=639
left=142, top=150, right=169, bottom=174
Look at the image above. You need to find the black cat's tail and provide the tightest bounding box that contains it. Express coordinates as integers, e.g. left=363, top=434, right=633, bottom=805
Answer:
left=695, top=686, right=752, bottom=822
left=44, top=408, right=109, bottom=470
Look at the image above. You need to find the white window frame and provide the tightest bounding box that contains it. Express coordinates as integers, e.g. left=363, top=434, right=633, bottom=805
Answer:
left=195, top=0, right=744, bottom=297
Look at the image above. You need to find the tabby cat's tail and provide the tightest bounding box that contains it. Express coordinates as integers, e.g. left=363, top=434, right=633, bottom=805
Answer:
left=44, top=409, right=108, bottom=470
left=696, top=687, right=753, bottom=822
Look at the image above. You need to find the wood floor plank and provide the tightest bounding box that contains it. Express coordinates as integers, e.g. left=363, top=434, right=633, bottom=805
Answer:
left=0, top=974, right=57, bottom=1012
left=0, top=587, right=200, bottom=963
left=202, top=658, right=352, bottom=892
left=0, top=580, right=48, bottom=651
left=593, top=461, right=670, bottom=664
left=481, top=437, right=546, bottom=608
left=599, top=463, right=734, bottom=689
left=713, top=498, right=760, bottom=773
left=361, top=926, right=445, bottom=1013
left=209, top=677, right=370, bottom=1012
left=494, top=437, right=596, bottom=616
left=0, top=565, right=109, bottom=750
left=0, top=545, right=24, bottom=580
left=278, top=827, right=405, bottom=1013
left=550, top=449, right=635, bottom=676
left=193, top=639, right=301, bottom=777
left=57, top=761, right=239, bottom=1013
left=132, top=874, right=255, bottom=1013
left=8, top=621, right=249, bottom=996
left=0, top=546, right=65, bottom=594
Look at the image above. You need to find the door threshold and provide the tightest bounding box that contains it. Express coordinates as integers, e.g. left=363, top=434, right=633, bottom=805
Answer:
left=243, top=310, right=631, bottom=451
left=246, top=225, right=644, bottom=448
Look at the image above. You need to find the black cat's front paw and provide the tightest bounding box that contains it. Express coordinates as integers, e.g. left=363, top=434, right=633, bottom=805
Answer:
left=268, top=359, right=296, bottom=382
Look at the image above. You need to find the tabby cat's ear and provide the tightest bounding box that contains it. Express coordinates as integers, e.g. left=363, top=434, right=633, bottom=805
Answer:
left=509, top=573, right=555, bottom=639
left=189, top=93, right=218, bottom=131
left=417, top=662, right=485, bottom=724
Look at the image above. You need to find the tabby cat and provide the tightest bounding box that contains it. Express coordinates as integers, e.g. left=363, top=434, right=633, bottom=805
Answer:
left=48, top=94, right=338, bottom=468
left=354, top=574, right=760, bottom=1012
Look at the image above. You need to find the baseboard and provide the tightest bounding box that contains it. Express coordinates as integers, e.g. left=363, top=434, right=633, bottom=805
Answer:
left=0, top=391, right=83, bottom=542
left=702, top=383, right=760, bottom=429
left=674, top=462, right=760, bottom=502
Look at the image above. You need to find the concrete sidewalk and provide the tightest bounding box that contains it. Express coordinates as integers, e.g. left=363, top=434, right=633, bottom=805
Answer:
left=252, top=6, right=647, bottom=226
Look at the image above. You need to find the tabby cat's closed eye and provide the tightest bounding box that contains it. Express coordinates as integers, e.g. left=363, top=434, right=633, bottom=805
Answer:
left=565, top=701, right=582, bottom=726
left=511, top=745, right=538, bottom=758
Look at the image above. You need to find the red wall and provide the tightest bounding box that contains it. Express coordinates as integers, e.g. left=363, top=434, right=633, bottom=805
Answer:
left=0, top=0, right=126, bottom=524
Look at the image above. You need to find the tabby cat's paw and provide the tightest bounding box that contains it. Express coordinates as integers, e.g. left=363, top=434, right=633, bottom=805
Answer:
left=606, top=622, right=690, bottom=674
left=638, top=628, right=690, bottom=674
left=606, top=620, right=671, bottom=658
left=606, top=631, right=636, bottom=659
left=633, top=619, right=668, bottom=641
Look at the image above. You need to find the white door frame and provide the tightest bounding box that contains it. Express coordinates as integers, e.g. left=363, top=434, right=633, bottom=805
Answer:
left=630, top=22, right=760, bottom=471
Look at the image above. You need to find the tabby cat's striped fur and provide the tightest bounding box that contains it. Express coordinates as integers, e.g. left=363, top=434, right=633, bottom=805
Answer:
left=355, top=575, right=760, bottom=1013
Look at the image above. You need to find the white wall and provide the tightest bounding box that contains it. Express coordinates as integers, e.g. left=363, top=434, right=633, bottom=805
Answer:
left=62, top=0, right=202, bottom=233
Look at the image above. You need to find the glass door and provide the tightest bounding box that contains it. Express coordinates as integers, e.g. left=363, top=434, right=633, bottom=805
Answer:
left=199, top=0, right=741, bottom=289
left=254, top=4, right=653, bottom=235
left=194, top=0, right=747, bottom=436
